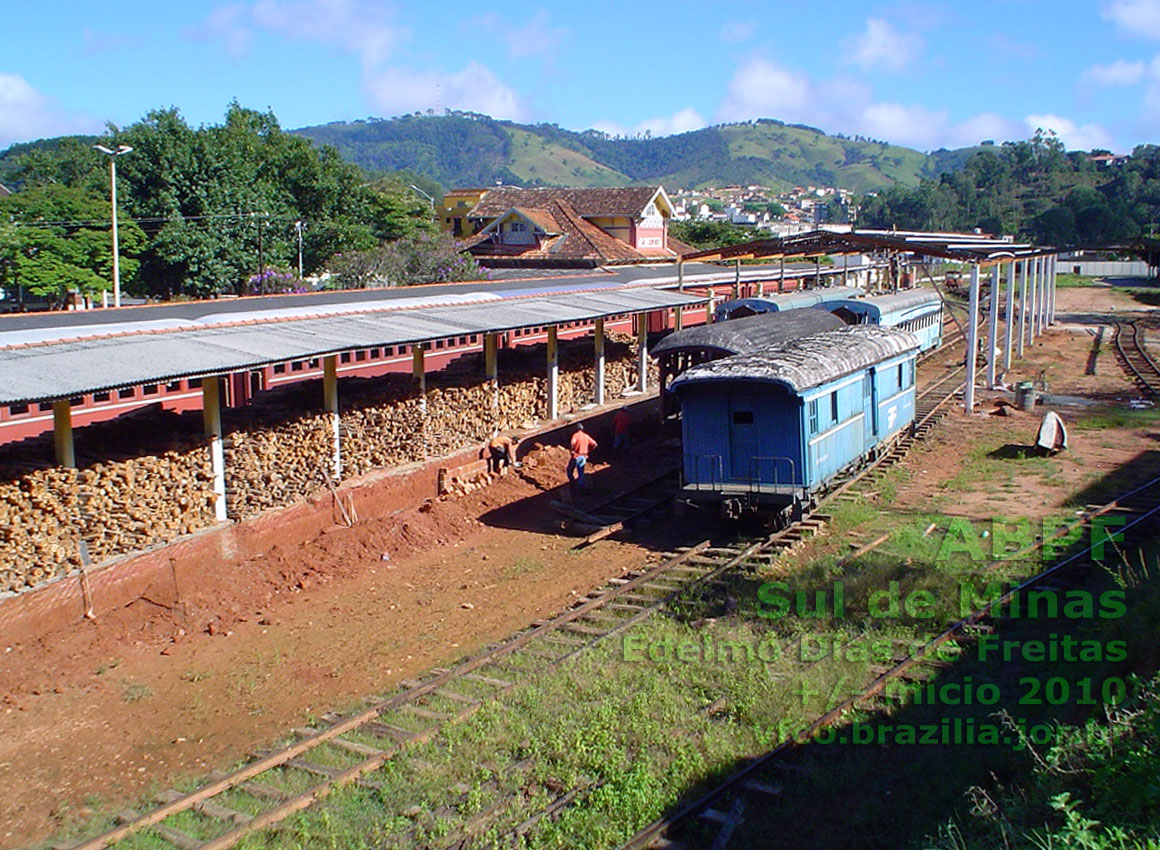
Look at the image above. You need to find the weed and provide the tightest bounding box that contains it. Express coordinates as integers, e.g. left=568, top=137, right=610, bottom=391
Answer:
left=122, top=682, right=152, bottom=703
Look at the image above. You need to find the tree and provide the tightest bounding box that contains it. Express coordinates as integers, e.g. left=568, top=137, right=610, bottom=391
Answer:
left=4, top=102, right=434, bottom=299
left=0, top=184, right=144, bottom=307
left=669, top=220, right=758, bottom=250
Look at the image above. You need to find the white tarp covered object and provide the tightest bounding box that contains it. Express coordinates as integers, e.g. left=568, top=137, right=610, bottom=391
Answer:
left=1036, top=411, right=1069, bottom=454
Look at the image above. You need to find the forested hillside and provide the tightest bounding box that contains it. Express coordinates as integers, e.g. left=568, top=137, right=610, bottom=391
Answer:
left=859, top=130, right=1157, bottom=244
left=292, top=113, right=968, bottom=193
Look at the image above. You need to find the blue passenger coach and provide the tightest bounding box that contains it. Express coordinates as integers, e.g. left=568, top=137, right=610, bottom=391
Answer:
left=671, top=326, right=920, bottom=520
left=713, top=288, right=862, bottom=322
left=826, top=290, right=943, bottom=352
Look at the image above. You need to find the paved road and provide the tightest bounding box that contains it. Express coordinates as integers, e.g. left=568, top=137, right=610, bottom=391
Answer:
left=0, top=262, right=844, bottom=347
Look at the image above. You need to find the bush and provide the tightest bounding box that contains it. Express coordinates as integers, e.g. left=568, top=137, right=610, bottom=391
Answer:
left=330, top=232, right=488, bottom=288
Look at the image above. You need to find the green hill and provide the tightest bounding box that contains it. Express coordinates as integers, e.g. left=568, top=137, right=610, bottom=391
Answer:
left=292, top=113, right=972, bottom=194
left=0, top=113, right=981, bottom=196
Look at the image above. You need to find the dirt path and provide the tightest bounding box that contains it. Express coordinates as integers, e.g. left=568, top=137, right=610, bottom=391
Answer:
left=0, top=438, right=701, bottom=847
left=894, top=283, right=1159, bottom=521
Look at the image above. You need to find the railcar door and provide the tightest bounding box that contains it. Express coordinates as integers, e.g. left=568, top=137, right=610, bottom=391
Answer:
left=862, top=372, right=878, bottom=452
left=728, top=395, right=758, bottom=482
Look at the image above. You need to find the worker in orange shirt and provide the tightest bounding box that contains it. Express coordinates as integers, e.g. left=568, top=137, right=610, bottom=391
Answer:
left=612, top=408, right=631, bottom=457
left=567, top=423, right=598, bottom=490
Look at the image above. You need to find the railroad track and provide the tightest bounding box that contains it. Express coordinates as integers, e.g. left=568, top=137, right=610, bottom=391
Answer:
left=65, top=357, right=966, bottom=850
left=617, top=475, right=1160, bottom=850
left=1113, top=320, right=1160, bottom=396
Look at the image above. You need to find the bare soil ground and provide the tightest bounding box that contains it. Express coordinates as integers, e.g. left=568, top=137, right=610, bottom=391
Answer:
left=3, top=280, right=1158, bottom=848
left=0, top=436, right=703, bottom=847
left=896, top=283, right=1160, bottom=521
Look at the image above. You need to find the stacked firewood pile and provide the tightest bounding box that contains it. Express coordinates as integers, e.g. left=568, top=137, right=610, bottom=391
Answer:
left=0, top=331, right=653, bottom=592
left=0, top=411, right=214, bottom=592
left=223, top=413, right=335, bottom=519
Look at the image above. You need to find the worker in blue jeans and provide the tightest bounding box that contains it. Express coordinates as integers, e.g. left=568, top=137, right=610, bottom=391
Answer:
left=567, top=423, right=598, bottom=490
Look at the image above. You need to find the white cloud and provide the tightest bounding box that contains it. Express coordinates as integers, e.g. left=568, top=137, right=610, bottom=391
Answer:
left=1085, top=58, right=1148, bottom=85
left=719, top=20, right=757, bottom=44
left=842, top=18, right=923, bottom=72
left=364, top=61, right=529, bottom=121
left=718, top=58, right=813, bottom=124
left=1103, top=0, right=1160, bottom=39
left=945, top=112, right=1023, bottom=147
left=591, top=108, right=706, bottom=139
left=192, top=0, right=408, bottom=66
left=189, top=5, right=252, bottom=58
left=503, top=11, right=566, bottom=59
left=989, top=32, right=1037, bottom=61
left=635, top=108, right=707, bottom=137
left=1024, top=114, right=1116, bottom=151
left=858, top=102, right=948, bottom=149
left=0, top=73, right=99, bottom=149
left=715, top=56, right=1026, bottom=151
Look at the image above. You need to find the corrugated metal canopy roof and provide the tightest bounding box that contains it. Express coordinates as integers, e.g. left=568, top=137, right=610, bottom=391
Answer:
left=713, top=287, right=864, bottom=319
left=651, top=309, right=845, bottom=358
left=684, top=228, right=1057, bottom=265
left=828, top=289, right=942, bottom=318
left=670, top=326, right=919, bottom=394
left=0, top=288, right=705, bottom=406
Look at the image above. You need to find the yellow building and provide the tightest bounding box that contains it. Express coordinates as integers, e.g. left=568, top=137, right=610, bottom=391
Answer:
left=440, top=188, right=489, bottom=237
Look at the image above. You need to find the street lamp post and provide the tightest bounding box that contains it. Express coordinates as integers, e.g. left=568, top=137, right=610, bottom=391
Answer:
left=93, top=144, right=133, bottom=307
left=409, top=184, right=436, bottom=215
left=294, top=220, right=305, bottom=281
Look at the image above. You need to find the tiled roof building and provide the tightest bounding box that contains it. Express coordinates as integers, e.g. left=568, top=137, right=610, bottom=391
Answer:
left=456, top=186, right=690, bottom=266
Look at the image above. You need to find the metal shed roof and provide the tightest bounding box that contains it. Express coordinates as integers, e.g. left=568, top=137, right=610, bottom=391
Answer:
left=828, top=289, right=943, bottom=318
left=670, top=326, right=920, bottom=394
left=651, top=309, right=845, bottom=358
left=0, top=288, right=705, bottom=406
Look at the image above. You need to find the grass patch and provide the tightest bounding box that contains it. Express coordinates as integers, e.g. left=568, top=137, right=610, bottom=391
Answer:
left=1074, top=405, right=1160, bottom=431
left=122, top=681, right=153, bottom=703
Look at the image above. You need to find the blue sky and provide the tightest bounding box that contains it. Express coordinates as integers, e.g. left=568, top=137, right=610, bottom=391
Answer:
left=4, top=0, right=1160, bottom=154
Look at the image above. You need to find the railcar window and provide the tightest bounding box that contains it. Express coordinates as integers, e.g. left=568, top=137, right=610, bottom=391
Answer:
left=732, top=411, right=754, bottom=425
left=830, top=391, right=838, bottom=423
left=808, top=399, right=819, bottom=434
left=898, top=363, right=904, bottom=387
left=9, top=403, right=28, bottom=415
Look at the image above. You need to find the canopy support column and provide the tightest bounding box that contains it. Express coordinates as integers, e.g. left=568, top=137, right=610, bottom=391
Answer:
left=1049, top=255, right=1057, bottom=325
left=53, top=400, right=75, bottom=469
left=1018, top=260, right=1028, bottom=357
left=636, top=314, right=648, bottom=393
left=965, top=264, right=981, bottom=414
left=412, top=345, right=427, bottom=457
left=594, top=317, right=605, bottom=406
left=547, top=326, right=559, bottom=420
left=323, top=355, right=341, bottom=480
left=484, top=332, right=499, bottom=413
left=1004, top=260, right=1015, bottom=372
left=201, top=378, right=227, bottom=522
left=986, top=264, right=1000, bottom=387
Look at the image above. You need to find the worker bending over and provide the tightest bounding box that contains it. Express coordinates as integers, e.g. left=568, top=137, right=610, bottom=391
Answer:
left=486, top=432, right=520, bottom=474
